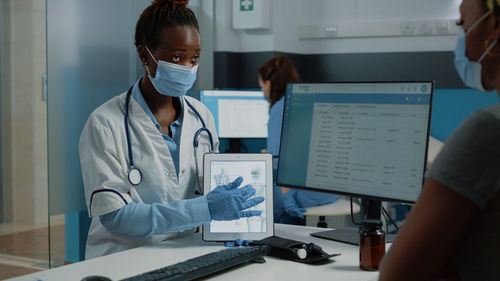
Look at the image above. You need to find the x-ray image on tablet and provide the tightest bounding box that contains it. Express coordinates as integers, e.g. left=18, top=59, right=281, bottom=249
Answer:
left=210, top=161, right=266, bottom=232
left=203, top=153, right=274, bottom=242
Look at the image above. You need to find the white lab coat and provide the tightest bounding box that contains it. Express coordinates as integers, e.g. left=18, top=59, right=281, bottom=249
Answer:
left=79, top=92, right=219, bottom=259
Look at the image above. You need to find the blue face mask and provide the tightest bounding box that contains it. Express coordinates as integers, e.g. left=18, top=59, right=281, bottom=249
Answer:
left=145, top=46, right=198, bottom=97
left=454, top=11, right=497, bottom=92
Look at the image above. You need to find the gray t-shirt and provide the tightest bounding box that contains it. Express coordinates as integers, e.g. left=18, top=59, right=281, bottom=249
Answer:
left=427, top=103, right=500, bottom=281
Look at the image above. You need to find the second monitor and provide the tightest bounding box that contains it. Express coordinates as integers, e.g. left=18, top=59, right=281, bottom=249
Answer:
left=200, top=90, right=269, bottom=138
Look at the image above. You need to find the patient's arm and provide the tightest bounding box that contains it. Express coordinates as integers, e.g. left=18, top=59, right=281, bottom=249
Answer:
left=378, top=178, right=477, bottom=281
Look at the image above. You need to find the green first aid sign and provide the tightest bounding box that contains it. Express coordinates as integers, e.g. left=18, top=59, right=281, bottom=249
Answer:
left=240, top=0, right=254, bottom=11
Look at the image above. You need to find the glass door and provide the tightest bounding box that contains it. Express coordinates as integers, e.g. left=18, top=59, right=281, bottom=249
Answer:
left=46, top=0, right=149, bottom=267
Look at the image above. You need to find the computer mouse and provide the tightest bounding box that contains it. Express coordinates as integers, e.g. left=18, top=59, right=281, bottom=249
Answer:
left=80, top=275, right=112, bottom=281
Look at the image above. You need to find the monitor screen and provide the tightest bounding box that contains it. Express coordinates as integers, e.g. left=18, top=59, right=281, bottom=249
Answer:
left=200, top=90, right=269, bottom=138
left=277, top=82, right=433, bottom=203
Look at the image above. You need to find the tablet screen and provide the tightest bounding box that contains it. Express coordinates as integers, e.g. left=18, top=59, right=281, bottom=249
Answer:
left=208, top=160, right=267, bottom=233
left=203, top=153, right=274, bottom=242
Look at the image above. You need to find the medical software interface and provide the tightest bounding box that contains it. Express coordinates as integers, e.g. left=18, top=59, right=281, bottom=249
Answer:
left=209, top=161, right=267, bottom=233
left=200, top=90, right=269, bottom=138
left=277, top=82, right=432, bottom=202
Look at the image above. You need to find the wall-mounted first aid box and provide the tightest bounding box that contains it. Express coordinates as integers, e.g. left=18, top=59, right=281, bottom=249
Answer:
left=233, top=0, right=270, bottom=29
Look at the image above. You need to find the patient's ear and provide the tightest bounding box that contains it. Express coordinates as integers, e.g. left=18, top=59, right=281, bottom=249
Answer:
left=492, top=14, right=500, bottom=41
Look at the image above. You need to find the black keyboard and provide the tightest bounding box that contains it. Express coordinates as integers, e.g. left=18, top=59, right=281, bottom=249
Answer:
left=120, top=245, right=271, bottom=281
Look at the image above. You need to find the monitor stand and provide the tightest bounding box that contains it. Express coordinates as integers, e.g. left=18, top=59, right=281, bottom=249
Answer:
left=309, top=198, right=396, bottom=245
left=226, top=138, right=241, bottom=153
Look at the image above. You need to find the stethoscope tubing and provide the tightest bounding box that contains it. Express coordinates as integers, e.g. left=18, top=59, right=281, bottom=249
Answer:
left=124, top=86, right=214, bottom=186
left=124, top=87, right=135, bottom=166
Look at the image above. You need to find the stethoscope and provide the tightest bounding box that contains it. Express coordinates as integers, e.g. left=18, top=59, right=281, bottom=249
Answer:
left=124, top=86, right=214, bottom=186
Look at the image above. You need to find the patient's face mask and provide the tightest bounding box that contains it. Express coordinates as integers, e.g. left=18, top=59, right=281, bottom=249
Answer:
left=454, top=11, right=497, bottom=92
left=145, top=46, right=198, bottom=97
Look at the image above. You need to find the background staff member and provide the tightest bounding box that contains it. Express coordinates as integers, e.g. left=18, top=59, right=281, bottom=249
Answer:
left=79, top=0, right=263, bottom=259
left=258, top=56, right=338, bottom=224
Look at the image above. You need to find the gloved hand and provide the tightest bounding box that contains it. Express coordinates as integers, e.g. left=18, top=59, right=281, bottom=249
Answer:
left=206, top=176, right=265, bottom=221
left=224, top=238, right=253, bottom=247
left=282, top=190, right=306, bottom=219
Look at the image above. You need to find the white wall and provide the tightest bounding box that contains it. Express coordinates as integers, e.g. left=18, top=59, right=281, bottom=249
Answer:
left=215, top=0, right=461, bottom=54
left=215, top=0, right=273, bottom=52
left=190, top=0, right=217, bottom=90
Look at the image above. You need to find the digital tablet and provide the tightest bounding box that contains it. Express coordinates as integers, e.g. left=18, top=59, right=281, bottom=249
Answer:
left=202, top=153, right=274, bottom=242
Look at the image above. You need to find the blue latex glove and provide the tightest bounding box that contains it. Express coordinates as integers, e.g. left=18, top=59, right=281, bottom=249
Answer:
left=224, top=239, right=253, bottom=247
left=206, top=176, right=265, bottom=221
left=282, top=190, right=306, bottom=219
left=100, top=197, right=211, bottom=238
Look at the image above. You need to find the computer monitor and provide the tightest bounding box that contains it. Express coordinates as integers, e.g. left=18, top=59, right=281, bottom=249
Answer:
left=277, top=81, right=433, bottom=244
left=200, top=90, right=269, bottom=138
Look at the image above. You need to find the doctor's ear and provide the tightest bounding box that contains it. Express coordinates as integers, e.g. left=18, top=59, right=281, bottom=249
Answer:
left=137, top=45, right=149, bottom=66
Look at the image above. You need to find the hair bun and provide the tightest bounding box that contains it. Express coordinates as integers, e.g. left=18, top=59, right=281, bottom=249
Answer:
left=152, top=0, right=189, bottom=7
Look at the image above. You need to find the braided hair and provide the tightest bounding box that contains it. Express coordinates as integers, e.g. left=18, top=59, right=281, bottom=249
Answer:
left=258, top=56, right=301, bottom=107
left=135, top=0, right=199, bottom=50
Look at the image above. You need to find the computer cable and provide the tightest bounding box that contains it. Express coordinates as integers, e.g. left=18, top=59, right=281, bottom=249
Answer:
left=381, top=206, right=400, bottom=232
left=381, top=208, right=390, bottom=234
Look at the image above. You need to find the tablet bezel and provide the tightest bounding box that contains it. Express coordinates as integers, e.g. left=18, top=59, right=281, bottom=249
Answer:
left=202, top=153, right=274, bottom=242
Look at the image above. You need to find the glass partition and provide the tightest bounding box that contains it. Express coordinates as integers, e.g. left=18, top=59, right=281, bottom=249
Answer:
left=46, top=0, right=211, bottom=267
left=46, top=0, right=149, bottom=266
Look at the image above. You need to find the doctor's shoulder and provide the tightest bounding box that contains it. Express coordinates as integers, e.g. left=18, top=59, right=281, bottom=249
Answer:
left=83, top=94, right=125, bottom=130
left=80, top=94, right=125, bottom=143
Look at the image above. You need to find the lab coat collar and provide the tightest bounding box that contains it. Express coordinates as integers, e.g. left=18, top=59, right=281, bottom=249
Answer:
left=119, top=87, right=178, bottom=183
left=131, top=78, right=184, bottom=133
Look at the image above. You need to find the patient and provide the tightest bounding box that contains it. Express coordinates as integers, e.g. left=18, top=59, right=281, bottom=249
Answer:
left=379, top=0, right=500, bottom=280
left=257, top=56, right=338, bottom=224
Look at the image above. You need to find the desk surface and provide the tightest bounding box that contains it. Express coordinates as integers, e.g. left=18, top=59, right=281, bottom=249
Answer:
left=9, top=224, right=380, bottom=281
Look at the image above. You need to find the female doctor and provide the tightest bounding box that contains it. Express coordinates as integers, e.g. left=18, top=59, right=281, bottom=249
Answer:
left=79, top=0, right=264, bottom=259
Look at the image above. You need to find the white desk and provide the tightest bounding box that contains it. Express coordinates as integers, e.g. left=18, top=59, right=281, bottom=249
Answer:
left=9, top=224, right=380, bottom=281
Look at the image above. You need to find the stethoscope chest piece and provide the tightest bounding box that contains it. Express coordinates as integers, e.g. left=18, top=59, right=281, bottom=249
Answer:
left=128, top=167, right=142, bottom=186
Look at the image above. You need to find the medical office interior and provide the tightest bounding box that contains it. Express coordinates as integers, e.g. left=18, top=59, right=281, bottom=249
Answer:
left=0, top=0, right=498, bottom=280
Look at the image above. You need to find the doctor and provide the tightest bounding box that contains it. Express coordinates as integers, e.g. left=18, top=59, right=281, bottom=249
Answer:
left=79, top=0, right=264, bottom=259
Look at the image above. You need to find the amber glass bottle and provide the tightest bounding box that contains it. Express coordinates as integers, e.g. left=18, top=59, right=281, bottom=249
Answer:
left=359, top=219, right=385, bottom=271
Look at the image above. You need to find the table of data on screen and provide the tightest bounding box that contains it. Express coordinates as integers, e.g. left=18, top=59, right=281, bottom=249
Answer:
left=305, top=99, right=428, bottom=201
